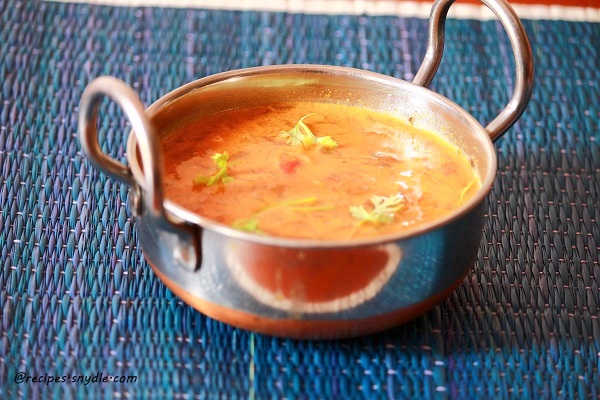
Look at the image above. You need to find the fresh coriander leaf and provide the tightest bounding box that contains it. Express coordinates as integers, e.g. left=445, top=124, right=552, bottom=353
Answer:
left=315, top=135, right=338, bottom=149
left=280, top=114, right=338, bottom=150
left=458, top=181, right=476, bottom=205
left=232, top=217, right=263, bottom=234
left=192, top=151, right=234, bottom=186
left=232, top=197, right=336, bottom=234
left=350, top=194, right=404, bottom=225
left=273, top=197, right=317, bottom=207
left=288, top=205, right=337, bottom=212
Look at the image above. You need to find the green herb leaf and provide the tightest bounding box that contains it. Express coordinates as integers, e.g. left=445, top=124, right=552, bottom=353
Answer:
left=272, top=197, right=318, bottom=207
left=232, top=197, right=336, bottom=234
left=280, top=114, right=338, bottom=150
left=350, top=194, right=404, bottom=225
left=232, top=217, right=263, bottom=234
left=458, top=181, right=476, bottom=205
left=288, top=205, right=337, bottom=212
left=192, top=151, right=234, bottom=186
left=315, top=135, right=338, bottom=149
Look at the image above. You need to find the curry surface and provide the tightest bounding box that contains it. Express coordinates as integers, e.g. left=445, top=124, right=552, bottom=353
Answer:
left=161, top=102, right=480, bottom=240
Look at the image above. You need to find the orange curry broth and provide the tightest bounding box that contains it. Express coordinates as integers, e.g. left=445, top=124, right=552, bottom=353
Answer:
left=161, top=102, right=481, bottom=240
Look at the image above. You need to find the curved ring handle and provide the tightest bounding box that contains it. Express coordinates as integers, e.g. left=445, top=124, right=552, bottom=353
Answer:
left=413, top=0, right=534, bottom=141
left=78, top=77, right=201, bottom=271
left=78, top=77, right=165, bottom=216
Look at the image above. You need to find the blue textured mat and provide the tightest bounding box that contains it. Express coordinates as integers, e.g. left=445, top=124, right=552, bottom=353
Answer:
left=1, top=1, right=599, bottom=398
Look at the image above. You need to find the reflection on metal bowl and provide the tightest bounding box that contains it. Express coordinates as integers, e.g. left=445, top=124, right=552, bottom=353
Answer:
left=226, top=243, right=402, bottom=313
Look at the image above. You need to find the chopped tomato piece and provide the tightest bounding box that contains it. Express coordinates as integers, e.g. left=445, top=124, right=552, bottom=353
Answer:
left=279, top=157, right=302, bottom=174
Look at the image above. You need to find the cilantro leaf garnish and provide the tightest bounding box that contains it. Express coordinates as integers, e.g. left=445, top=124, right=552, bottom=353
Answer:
left=232, top=216, right=263, bottom=234
left=192, top=151, right=234, bottom=186
left=349, top=194, right=404, bottom=225
left=458, top=181, right=476, bottom=205
left=232, top=197, right=336, bottom=234
left=280, top=114, right=338, bottom=150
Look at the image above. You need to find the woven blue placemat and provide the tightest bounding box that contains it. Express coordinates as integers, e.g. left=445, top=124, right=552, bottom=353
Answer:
left=1, top=0, right=599, bottom=398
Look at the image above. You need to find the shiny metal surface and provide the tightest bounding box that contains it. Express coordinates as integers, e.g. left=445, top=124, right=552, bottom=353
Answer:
left=133, top=66, right=498, bottom=248
left=78, top=0, right=533, bottom=338
left=413, top=0, right=534, bottom=140
left=139, top=202, right=485, bottom=338
left=78, top=77, right=201, bottom=271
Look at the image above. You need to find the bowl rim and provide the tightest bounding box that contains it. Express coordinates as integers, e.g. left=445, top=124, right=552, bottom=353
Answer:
left=127, top=64, right=497, bottom=248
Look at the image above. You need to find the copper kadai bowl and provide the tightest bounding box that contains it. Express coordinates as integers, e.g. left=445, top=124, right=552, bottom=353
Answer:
left=78, top=0, right=533, bottom=339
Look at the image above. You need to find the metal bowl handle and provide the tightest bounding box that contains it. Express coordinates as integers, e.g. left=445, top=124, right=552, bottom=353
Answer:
left=78, top=77, right=201, bottom=271
left=413, top=0, right=534, bottom=141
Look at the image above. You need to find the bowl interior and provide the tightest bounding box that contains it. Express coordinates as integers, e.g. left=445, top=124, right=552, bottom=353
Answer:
left=128, top=65, right=496, bottom=246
